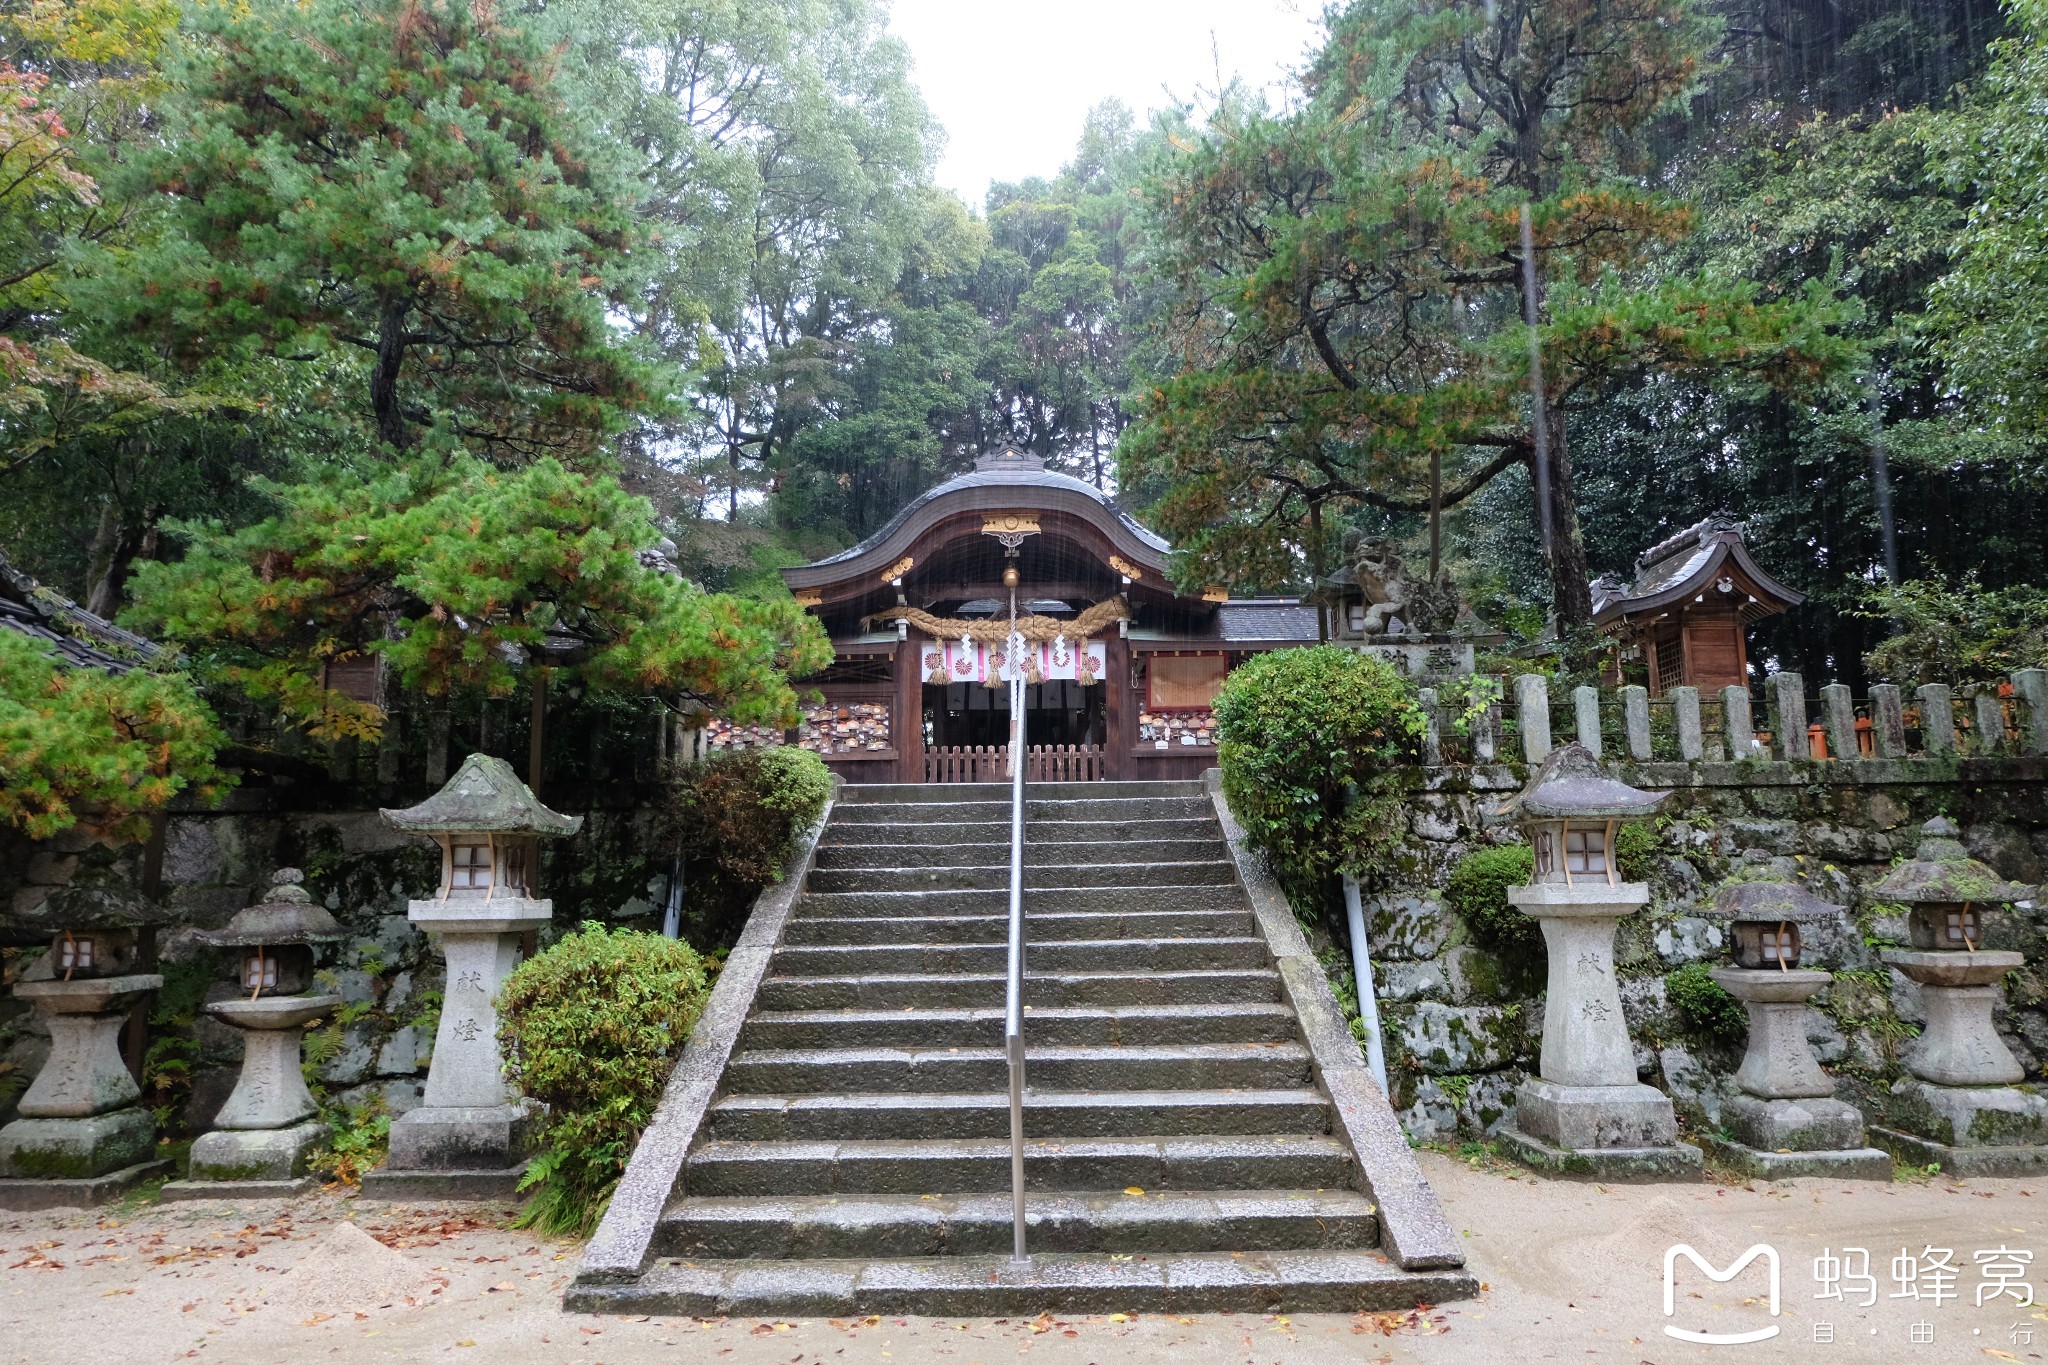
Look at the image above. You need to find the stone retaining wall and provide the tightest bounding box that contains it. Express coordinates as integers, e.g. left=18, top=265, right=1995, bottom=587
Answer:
left=0, top=790, right=669, bottom=1136
left=1349, top=755, right=2048, bottom=1148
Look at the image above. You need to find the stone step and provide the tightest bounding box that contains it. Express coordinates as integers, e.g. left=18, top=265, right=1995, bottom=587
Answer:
left=683, top=1133, right=1357, bottom=1197
left=822, top=818, right=1223, bottom=847
left=796, top=885, right=1247, bottom=918
left=569, top=1249, right=1475, bottom=1316
left=739, top=1002, right=1299, bottom=1051
left=708, top=1088, right=1333, bottom=1143
left=658, top=1188, right=1378, bottom=1260
left=814, top=839, right=1228, bottom=870
left=756, top=968, right=1284, bottom=1011
left=770, top=937, right=1270, bottom=978
left=722, top=1043, right=1317, bottom=1095
left=830, top=796, right=1213, bottom=824
left=781, top=909, right=1256, bottom=947
left=837, top=781, right=1207, bottom=804
left=806, top=860, right=1240, bottom=893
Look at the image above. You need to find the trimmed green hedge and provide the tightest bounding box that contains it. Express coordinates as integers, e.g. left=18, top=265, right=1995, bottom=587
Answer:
left=1214, top=645, right=1424, bottom=902
left=498, top=923, right=713, bottom=1236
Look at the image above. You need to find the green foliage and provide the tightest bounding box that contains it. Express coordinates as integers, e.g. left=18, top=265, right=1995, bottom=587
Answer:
left=1859, top=573, right=2048, bottom=687
left=497, top=923, right=712, bottom=1237
left=663, top=747, right=832, bottom=888
left=105, top=0, right=658, bottom=459
left=1213, top=646, right=1423, bottom=901
left=126, top=455, right=832, bottom=741
left=1119, top=0, right=1854, bottom=618
left=1665, top=962, right=1748, bottom=1049
left=1443, top=845, right=1541, bottom=958
left=0, top=629, right=230, bottom=841
left=309, top=1096, right=390, bottom=1187
left=1923, top=0, right=2048, bottom=441
left=1613, top=822, right=1660, bottom=884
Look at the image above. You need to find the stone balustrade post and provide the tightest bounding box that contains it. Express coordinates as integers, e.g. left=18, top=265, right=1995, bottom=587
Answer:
left=1916, top=684, right=1956, bottom=755
left=1418, top=687, right=1442, bottom=766
left=1870, top=684, right=1907, bottom=758
left=1515, top=674, right=1551, bottom=764
left=1721, top=685, right=1758, bottom=760
left=1573, top=685, right=1602, bottom=758
left=1767, top=673, right=1807, bottom=762
left=1620, top=685, right=1652, bottom=761
left=2014, top=669, right=2048, bottom=755
left=1473, top=698, right=1499, bottom=763
left=1671, top=686, right=1703, bottom=760
left=1821, top=682, right=1856, bottom=761
left=1973, top=690, right=2007, bottom=756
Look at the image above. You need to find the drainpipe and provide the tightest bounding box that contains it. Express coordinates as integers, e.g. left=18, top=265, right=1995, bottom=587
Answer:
left=1342, top=873, right=1390, bottom=1095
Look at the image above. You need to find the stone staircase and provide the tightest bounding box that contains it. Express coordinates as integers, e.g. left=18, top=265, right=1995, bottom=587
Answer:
left=571, top=779, right=1474, bottom=1315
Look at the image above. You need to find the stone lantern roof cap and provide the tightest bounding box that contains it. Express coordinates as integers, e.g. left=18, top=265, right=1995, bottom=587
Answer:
left=196, top=868, right=345, bottom=947
left=5, top=847, right=172, bottom=935
left=1500, top=741, right=1670, bottom=821
left=380, top=753, right=584, bottom=837
left=1870, top=816, right=2029, bottom=905
left=1702, top=852, right=1844, bottom=923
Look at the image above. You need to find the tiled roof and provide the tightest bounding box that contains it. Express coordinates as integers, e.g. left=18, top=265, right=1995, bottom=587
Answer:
left=1214, top=600, right=1321, bottom=642
left=0, top=550, right=163, bottom=673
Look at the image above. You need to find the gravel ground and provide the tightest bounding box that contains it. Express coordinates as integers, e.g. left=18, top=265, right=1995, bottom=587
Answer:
left=4, top=1153, right=2046, bottom=1363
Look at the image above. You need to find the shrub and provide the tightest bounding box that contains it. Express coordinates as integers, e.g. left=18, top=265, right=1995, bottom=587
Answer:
left=497, top=923, right=713, bottom=1236
left=1613, top=821, right=1660, bottom=883
left=661, top=745, right=833, bottom=947
left=1665, top=962, right=1748, bottom=1049
left=663, top=745, right=832, bottom=886
left=1213, top=645, right=1424, bottom=901
left=1860, top=573, right=2048, bottom=687
left=1444, top=844, right=1541, bottom=957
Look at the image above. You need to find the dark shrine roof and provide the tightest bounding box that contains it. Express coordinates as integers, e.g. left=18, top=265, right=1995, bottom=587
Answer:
left=1589, top=516, right=1804, bottom=626
left=787, top=447, right=1168, bottom=590
left=1213, top=600, right=1322, bottom=643
left=0, top=549, right=163, bottom=673
left=382, top=753, right=584, bottom=837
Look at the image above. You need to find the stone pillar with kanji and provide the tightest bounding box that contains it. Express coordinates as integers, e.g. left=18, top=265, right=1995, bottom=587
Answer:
left=1494, top=743, right=1704, bottom=1180
left=363, top=754, right=583, bottom=1198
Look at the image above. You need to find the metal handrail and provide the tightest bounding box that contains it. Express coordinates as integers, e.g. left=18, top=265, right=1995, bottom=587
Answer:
left=1003, top=657, right=1030, bottom=1266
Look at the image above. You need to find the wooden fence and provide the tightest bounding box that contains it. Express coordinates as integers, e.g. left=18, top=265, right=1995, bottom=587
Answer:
left=922, top=744, right=1106, bottom=783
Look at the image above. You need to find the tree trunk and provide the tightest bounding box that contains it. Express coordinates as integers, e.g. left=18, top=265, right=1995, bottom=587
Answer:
left=1543, top=410, right=1595, bottom=629
left=84, top=502, right=159, bottom=620
left=372, top=297, right=412, bottom=452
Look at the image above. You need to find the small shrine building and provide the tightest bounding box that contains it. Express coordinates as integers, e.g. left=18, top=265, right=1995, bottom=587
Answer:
left=1592, top=517, right=1804, bottom=695
left=766, top=447, right=1320, bottom=784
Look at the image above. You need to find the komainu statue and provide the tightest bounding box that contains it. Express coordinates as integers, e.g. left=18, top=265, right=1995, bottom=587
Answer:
left=1350, top=535, right=1462, bottom=636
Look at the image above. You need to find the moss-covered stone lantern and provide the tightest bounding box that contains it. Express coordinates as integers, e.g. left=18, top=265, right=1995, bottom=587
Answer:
left=363, top=753, right=582, bottom=1199
left=1868, top=817, right=2046, bottom=1175
left=1494, top=743, right=1703, bottom=1180
left=163, top=869, right=345, bottom=1200
left=0, top=849, right=172, bottom=1208
left=1695, top=853, right=1889, bottom=1179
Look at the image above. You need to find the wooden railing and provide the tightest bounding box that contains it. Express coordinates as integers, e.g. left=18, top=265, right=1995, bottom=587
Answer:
left=923, top=744, right=1105, bottom=783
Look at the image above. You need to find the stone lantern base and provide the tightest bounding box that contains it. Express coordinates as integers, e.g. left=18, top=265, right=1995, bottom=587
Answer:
left=0, top=974, right=170, bottom=1210
left=1872, top=1080, right=2048, bottom=1177
left=1498, top=1079, right=1706, bottom=1181
left=1694, top=967, right=1891, bottom=1181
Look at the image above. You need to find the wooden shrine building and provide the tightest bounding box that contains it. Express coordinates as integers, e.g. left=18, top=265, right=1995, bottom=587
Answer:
left=1592, top=517, right=1803, bottom=696
left=773, top=447, right=1318, bottom=783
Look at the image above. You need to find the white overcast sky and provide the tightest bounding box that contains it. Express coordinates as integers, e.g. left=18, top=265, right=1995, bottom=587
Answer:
left=887, top=0, right=1326, bottom=209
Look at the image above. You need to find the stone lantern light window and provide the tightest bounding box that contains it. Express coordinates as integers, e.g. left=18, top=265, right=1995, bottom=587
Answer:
left=451, top=842, right=493, bottom=890
left=1731, top=920, right=1800, bottom=970
left=242, top=951, right=278, bottom=993
left=57, top=932, right=94, bottom=977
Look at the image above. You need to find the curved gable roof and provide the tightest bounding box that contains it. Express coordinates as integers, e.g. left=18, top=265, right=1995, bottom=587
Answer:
left=783, top=447, right=1169, bottom=591
left=1591, top=518, right=1805, bottom=625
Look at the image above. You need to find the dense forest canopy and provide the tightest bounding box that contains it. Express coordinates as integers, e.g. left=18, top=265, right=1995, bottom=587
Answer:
left=3, top=0, right=2047, bottom=816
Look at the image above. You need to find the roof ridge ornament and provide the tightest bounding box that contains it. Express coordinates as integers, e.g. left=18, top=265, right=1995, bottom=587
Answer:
left=974, top=444, right=1045, bottom=472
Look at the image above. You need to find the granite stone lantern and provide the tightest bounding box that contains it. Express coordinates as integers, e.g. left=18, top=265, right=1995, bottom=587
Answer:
left=162, top=868, right=344, bottom=1200
left=362, top=754, right=582, bottom=1198
left=1868, top=817, right=2047, bottom=1174
left=1495, top=743, right=1704, bottom=1179
left=1696, top=853, right=1890, bottom=1179
left=0, top=850, right=172, bottom=1208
